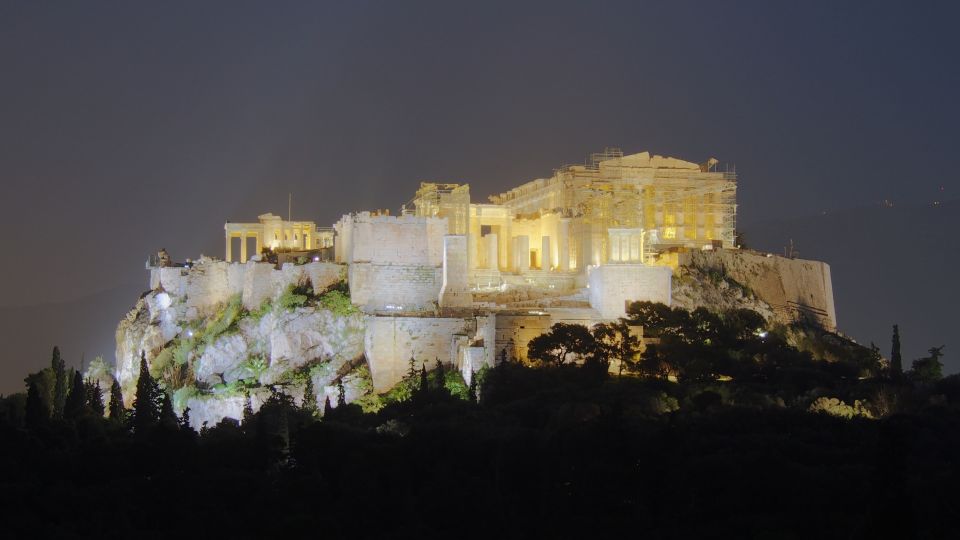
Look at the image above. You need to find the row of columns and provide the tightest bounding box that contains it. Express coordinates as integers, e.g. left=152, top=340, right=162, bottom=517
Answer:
left=225, top=231, right=263, bottom=263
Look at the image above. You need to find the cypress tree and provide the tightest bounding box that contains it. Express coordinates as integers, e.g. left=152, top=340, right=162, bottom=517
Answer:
left=323, top=396, right=334, bottom=417
left=25, top=379, right=47, bottom=428
left=303, top=377, right=318, bottom=417
left=86, top=381, right=105, bottom=417
left=435, top=358, right=445, bottom=391
left=468, top=372, right=478, bottom=403
left=159, top=390, right=179, bottom=430
left=417, top=364, right=428, bottom=399
left=891, top=325, right=903, bottom=377
left=337, top=379, right=347, bottom=407
left=108, top=379, right=125, bottom=422
left=64, top=370, right=87, bottom=420
left=180, top=407, right=193, bottom=431
left=51, top=346, right=67, bottom=419
left=131, top=352, right=161, bottom=432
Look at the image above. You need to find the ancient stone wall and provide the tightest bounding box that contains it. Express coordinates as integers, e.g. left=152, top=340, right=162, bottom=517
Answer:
left=149, top=259, right=345, bottom=316
left=337, top=213, right=447, bottom=266
left=348, top=264, right=444, bottom=312
left=364, top=315, right=477, bottom=391
left=587, top=264, right=673, bottom=319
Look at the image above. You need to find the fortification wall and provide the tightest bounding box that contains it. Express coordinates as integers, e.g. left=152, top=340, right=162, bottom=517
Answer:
left=588, top=264, right=673, bottom=319
left=364, top=316, right=477, bottom=391
left=494, top=308, right=599, bottom=361
left=337, top=213, right=447, bottom=266
left=149, top=259, right=344, bottom=317
left=681, top=250, right=837, bottom=329
left=348, top=264, right=443, bottom=312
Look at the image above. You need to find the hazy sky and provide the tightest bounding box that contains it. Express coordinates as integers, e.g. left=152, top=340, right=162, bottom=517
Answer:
left=1, top=1, right=958, bottom=390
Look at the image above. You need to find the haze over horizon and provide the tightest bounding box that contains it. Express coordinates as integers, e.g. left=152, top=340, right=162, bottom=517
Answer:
left=1, top=1, right=958, bottom=393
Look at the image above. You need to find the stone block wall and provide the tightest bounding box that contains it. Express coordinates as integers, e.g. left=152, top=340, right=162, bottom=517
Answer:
left=348, top=264, right=444, bottom=312
left=588, top=264, right=673, bottom=319
left=364, top=316, right=477, bottom=391
left=149, top=259, right=346, bottom=316
left=336, top=213, right=447, bottom=266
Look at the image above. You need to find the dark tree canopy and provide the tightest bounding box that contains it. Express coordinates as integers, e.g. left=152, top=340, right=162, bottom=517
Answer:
left=527, top=323, right=597, bottom=367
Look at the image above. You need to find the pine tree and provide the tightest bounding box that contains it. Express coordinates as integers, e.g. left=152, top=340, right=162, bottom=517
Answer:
left=302, top=376, right=318, bottom=417
left=25, top=379, right=47, bottom=428
left=64, top=370, right=87, bottom=420
left=108, top=379, right=125, bottom=422
left=891, top=325, right=903, bottom=377
left=337, top=379, right=347, bottom=407
left=51, top=346, right=67, bottom=419
left=407, top=356, right=417, bottom=379
left=86, top=381, right=105, bottom=417
left=159, top=390, right=179, bottom=430
left=131, top=352, right=161, bottom=432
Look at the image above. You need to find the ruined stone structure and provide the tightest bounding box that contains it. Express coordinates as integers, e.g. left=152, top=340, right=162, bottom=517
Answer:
left=225, top=212, right=334, bottom=262
left=124, top=148, right=837, bottom=425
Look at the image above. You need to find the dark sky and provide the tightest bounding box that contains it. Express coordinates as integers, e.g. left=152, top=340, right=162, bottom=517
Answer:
left=1, top=1, right=958, bottom=393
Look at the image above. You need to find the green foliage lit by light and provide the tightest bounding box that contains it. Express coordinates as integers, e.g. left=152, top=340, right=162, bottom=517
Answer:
left=248, top=298, right=274, bottom=320
left=278, top=285, right=309, bottom=311
left=440, top=370, right=468, bottom=400
left=202, top=294, right=243, bottom=342
left=350, top=365, right=385, bottom=413
left=240, top=354, right=268, bottom=382
left=172, top=386, right=199, bottom=413
left=318, top=289, right=357, bottom=316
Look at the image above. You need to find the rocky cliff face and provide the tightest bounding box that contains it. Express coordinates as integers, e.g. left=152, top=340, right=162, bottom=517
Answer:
left=113, top=260, right=367, bottom=428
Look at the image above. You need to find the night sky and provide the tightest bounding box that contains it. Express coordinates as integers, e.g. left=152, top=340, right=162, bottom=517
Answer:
left=1, top=1, right=958, bottom=394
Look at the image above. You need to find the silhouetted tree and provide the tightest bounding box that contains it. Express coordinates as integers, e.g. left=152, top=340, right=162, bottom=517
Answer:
left=243, top=395, right=255, bottom=425
left=910, top=346, right=944, bottom=383
left=131, top=352, right=161, bottom=432
left=25, top=379, right=47, bottom=428
left=323, top=396, right=333, bottom=417
left=86, top=381, right=105, bottom=417
left=417, top=365, right=428, bottom=399
left=468, top=372, right=478, bottom=402
left=890, top=325, right=903, bottom=377
left=527, top=323, right=596, bottom=367
left=337, top=379, right=347, bottom=407
left=303, top=376, right=318, bottom=417
left=64, top=370, right=87, bottom=420
left=593, top=319, right=639, bottom=375
left=180, top=407, right=192, bottom=431
left=159, top=391, right=179, bottom=430
left=407, top=356, right=417, bottom=378
left=51, top=346, right=67, bottom=419
left=108, top=379, right=125, bottom=423
left=435, top=358, right=446, bottom=391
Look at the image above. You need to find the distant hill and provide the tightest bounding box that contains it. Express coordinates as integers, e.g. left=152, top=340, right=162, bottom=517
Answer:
left=742, top=199, right=959, bottom=374
left=0, top=282, right=143, bottom=395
